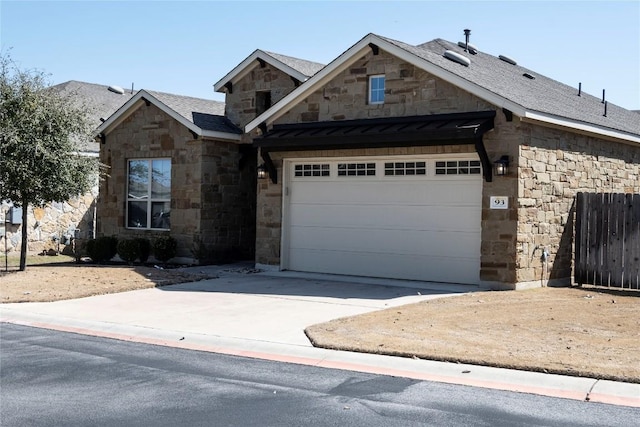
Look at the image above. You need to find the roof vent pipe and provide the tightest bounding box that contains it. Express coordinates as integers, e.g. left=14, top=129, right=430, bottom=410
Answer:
left=464, top=29, right=471, bottom=52
left=578, top=82, right=581, bottom=96
left=602, top=89, right=606, bottom=103
left=604, top=101, right=608, bottom=117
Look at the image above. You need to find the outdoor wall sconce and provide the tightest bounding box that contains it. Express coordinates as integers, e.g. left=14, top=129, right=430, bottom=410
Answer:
left=257, top=163, right=268, bottom=179
left=494, top=155, right=510, bottom=176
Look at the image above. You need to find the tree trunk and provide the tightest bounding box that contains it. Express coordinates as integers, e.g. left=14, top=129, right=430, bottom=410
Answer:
left=19, top=200, right=28, bottom=271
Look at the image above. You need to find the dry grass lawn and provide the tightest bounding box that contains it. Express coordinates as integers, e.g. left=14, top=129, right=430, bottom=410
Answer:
left=306, top=287, right=640, bottom=383
left=0, top=256, right=216, bottom=303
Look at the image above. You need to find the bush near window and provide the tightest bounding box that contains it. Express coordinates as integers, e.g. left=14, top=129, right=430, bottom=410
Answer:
left=153, top=236, right=177, bottom=263
left=135, top=238, right=152, bottom=263
left=86, top=236, right=118, bottom=263
left=117, top=239, right=140, bottom=264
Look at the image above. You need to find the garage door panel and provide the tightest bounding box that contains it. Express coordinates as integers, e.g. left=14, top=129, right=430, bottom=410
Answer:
left=289, top=248, right=478, bottom=284
left=289, top=204, right=480, bottom=232
left=286, top=157, right=482, bottom=285
left=289, top=225, right=479, bottom=258
left=291, top=180, right=480, bottom=206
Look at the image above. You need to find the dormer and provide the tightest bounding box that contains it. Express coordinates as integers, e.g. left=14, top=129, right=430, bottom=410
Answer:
left=214, top=49, right=324, bottom=129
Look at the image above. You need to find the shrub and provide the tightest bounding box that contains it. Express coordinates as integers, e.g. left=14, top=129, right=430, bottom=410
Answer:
left=117, top=239, right=140, bottom=264
left=153, top=236, right=177, bottom=263
left=135, top=238, right=151, bottom=263
left=86, top=236, right=118, bottom=263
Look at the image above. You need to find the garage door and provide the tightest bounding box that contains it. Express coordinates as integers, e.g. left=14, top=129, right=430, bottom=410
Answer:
left=283, top=156, right=482, bottom=285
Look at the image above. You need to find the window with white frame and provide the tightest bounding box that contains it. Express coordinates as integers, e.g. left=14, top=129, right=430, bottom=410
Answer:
left=369, top=75, right=385, bottom=104
left=127, top=159, right=171, bottom=229
left=337, top=162, right=376, bottom=176
left=435, top=160, right=482, bottom=175
left=294, top=163, right=330, bottom=177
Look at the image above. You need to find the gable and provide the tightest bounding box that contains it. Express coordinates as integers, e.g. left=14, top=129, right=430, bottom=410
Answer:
left=246, top=34, right=640, bottom=146
left=214, top=49, right=323, bottom=95
left=96, top=90, right=241, bottom=141
left=273, top=48, right=494, bottom=126
left=223, top=59, right=303, bottom=129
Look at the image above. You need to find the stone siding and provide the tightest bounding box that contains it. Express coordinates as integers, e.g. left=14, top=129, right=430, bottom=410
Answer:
left=225, top=62, right=299, bottom=145
left=252, top=48, right=639, bottom=289
left=255, top=49, right=520, bottom=287
left=1, top=182, right=97, bottom=256
left=277, top=50, right=494, bottom=122
left=516, top=123, right=640, bottom=288
left=98, top=103, right=255, bottom=263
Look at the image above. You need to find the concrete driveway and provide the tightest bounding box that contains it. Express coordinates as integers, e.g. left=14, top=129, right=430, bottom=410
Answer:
left=0, top=264, right=470, bottom=348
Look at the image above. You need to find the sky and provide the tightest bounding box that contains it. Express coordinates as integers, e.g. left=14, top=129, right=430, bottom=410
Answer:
left=1, top=0, right=639, bottom=110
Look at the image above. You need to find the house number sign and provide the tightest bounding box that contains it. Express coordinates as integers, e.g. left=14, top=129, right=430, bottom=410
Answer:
left=490, top=196, right=509, bottom=209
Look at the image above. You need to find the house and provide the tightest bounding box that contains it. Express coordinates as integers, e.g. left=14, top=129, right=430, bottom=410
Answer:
left=94, top=90, right=256, bottom=263
left=213, top=32, right=640, bottom=290
left=91, top=50, right=324, bottom=263
left=1, top=81, right=136, bottom=256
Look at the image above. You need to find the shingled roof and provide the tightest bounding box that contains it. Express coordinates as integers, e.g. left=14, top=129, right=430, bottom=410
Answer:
left=261, top=51, right=325, bottom=78
left=382, top=36, right=640, bottom=137
left=52, top=81, right=136, bottom=152
left=246, top=33, right=640, bottom=145
left=96, top=89, right=241, bottom=140
left=145, top=90, right=240, bottom=134
left=214, top=49, right=325, bottom=93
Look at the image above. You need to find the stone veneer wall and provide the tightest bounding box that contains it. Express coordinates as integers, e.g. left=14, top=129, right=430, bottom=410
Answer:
left=1, top=183, right=97, bottom=256
left=98, top=103, right=255, bottom=263
left=254, top=49, right=522, bottom=287
left=224, top=62, right=299, bottom=145
left=252, top=48, right=640, bottom=288
left=515, top=122, right=640, bottom=288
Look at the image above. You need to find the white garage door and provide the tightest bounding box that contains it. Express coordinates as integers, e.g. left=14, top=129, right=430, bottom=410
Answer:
left=283, top=156, right=482, bottom=285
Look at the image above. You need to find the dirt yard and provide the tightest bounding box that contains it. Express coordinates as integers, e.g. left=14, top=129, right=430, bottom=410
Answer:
left=0, top=258, right=216, bottom=303
left=1, top=257, right=638, bottom=383
left=306, top=286, right=640, bottom=383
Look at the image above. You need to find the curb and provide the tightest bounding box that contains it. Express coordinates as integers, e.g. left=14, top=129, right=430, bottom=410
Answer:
left=2, top=313, right=638, bottom=409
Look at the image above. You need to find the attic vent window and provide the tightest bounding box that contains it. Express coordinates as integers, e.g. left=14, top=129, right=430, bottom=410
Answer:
left=256, top=90, right=272, bottom=115
left=499, top=55, right=517, bottom=65
left=522, top=73, right=535, bottom=80
left=444, top=50, right=471, bottom=67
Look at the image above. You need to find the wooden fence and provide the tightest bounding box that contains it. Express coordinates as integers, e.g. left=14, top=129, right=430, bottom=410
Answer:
left=575, top=192, right=640, bottom=289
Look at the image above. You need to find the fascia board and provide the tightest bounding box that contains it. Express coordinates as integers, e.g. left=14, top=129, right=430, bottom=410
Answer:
left=245, top=34, right=638, bottom=145
left=214, top=50, right=308, bottom=93
left=246, top=34, right=527, bottom=133
left=245, top=36, right=375, bottom=132
left=94, top=94, right=146, bottom=136
left=201, top=130, right=242, bottom=141
left=97, top=90, right=204, bottom=137
left=371, top=38, right=528, bottom=116
left=522, top=111, right=640, bottom=145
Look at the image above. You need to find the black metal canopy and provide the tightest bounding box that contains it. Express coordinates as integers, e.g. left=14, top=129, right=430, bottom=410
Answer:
left=254, top=110, right=496, bottom=183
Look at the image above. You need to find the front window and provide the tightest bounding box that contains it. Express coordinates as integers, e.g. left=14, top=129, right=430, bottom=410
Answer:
left=127, top=159, right=171, bottom=229
left=369, top=75, right=385, bottom=104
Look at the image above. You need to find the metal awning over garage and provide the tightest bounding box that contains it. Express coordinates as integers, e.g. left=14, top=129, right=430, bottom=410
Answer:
left=254, top=110, right=496, bottom=182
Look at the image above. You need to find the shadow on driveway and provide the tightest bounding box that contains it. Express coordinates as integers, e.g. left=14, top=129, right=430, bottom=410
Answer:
left=159, top=263, right=479, bottom=301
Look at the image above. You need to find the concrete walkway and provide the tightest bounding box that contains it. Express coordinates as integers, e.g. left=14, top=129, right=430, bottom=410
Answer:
left=1, top=264, right=638, bottom=408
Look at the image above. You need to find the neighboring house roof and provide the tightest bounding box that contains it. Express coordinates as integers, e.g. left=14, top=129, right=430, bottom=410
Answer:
left=52, top=80, right=136, bottom=152
left=213, top=49, right=325, bottom=93
left=246, top=33, right=640, bottom=145
left=95, top=89, right=241, bottom=141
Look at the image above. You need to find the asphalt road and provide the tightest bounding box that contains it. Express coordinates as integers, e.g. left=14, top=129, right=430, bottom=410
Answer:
left=1, top=323, right=636, bottom=427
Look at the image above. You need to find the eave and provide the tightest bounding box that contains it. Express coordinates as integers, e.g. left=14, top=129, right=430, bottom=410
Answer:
left=245, top=34, right=639, bottom=146
left=214, top=49, right=310, bottom=94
